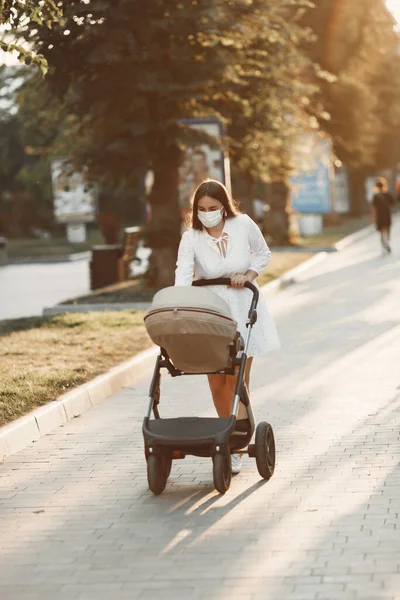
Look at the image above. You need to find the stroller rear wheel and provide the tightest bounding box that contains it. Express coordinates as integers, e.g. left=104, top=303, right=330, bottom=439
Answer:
left=255, top=422, right=276, bottom=480
left=213, top=453, right=232, bottom=494
left=147, top=454, right=168, bottom=495
left=164, top=457, right=172, bottom=478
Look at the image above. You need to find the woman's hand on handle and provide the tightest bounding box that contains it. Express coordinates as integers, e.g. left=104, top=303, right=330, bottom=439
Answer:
left=230, top=273, right=248, bottom=288
left=230, top=270, right=258, bottom=288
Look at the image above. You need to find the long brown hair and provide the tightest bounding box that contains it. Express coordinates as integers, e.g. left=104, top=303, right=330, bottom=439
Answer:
left=190, top=180, right=240, bottom=230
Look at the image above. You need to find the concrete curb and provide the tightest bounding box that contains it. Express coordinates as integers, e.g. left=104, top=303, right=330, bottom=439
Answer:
left=0, top=219, right=379, bottom=460
left=261, top=251, right=329, bottom=296
left=43, top=302, right=151, bottom=316
left=332, top=213, right=399, bottom=252
left=0, top=251, right=329, bottom=462
left=44, top=255, right=329, bottom=316
left=333, top=224, right=375, bottom=251
left=7, top=251, right=91, bottom=266
left=263, top=218, right=385, bottom=294
left=0, top=346, right=158, bottom=462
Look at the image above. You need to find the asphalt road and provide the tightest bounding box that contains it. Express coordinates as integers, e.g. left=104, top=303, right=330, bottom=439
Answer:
left=0, top=244, right=151, bottom=321
left=0, top=260, right=90, bottom=320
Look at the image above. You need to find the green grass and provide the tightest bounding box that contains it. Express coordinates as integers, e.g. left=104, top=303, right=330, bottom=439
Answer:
left=294, top=215, right=371, bottom=248
left=0, top=250, right=315, bottom=426
left=61, top=251, right=315, bottom=305
left=1, top=213, right=374, bottom=426
left=256, top=252, right=314, bottom=287
left=0, top=311, right=150, bottom=426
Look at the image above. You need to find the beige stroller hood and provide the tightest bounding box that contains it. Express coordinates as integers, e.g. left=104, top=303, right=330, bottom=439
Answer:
left=144, top=286, right=238, bottom=373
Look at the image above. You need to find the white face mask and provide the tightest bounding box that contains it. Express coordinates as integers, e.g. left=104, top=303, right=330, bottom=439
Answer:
left=198, top=208, right=224, bottom=229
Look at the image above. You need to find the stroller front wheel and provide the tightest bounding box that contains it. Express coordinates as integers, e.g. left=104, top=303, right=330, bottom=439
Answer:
left=147, top=454, right=168, bottom=495
left=255, top=422, right=276, bottom=480
left=213, top=453, right=232, bottom=494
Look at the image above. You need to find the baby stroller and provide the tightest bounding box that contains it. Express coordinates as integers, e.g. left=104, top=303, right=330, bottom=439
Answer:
left=143, top=278, right=276, bottom=495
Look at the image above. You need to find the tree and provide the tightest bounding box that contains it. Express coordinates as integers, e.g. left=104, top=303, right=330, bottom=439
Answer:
left=0, top=66, right=67, bottom=235
left=0, top=70, right=25, bottom=193
left=4, top=0, right=399, bottom=252
left=0, top=66, right=28, bottom=234
left=303, top=0, right=400, bottom=215
left=1, top=0, right=318, bottom=283
left=0, top=0, right=62, bottom=73
left=226, top=2, right=319, bottom=243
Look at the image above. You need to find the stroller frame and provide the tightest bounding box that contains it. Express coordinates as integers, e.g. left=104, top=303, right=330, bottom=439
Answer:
left=142, top=278, right=276, bottom=494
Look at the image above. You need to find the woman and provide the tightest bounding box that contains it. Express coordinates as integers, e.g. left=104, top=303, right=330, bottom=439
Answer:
left=175, top=180, right=280, bottom=474
left=372, top=177, right=395, bottom=254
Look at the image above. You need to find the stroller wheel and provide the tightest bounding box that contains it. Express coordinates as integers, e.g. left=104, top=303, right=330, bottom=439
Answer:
left=255, top=422, right=276, bottom=480
left=213, top=453, right=232, bottom=494
left=164, top=458, right=172, bottom=478
left=147, top=455, right=168, bottom=495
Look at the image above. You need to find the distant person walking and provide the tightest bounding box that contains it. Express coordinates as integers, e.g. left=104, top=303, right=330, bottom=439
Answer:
left=372, top=177, right=395, bottom=254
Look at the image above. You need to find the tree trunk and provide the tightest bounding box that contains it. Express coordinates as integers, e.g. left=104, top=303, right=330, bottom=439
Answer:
left=348, top=168, right=368, bottom=217
left=146, top=145, right=182, bottom=288
left=232, top=170, right=255, bottom=217
left=263, top=180, right=291, bottom=245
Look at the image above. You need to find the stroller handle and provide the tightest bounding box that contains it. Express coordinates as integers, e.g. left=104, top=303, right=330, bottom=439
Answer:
left=192, top=278, right=259, bottom=317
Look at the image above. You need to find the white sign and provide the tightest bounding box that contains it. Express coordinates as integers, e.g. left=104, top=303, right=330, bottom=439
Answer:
left=51, top=158, right=97, bottom=224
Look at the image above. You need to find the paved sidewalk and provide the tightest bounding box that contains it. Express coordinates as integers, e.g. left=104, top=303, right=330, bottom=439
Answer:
left=1, top=222, right=400, bottom=600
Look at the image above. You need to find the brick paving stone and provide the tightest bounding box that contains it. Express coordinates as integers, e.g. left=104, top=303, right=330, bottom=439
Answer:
left=1, top=221, right=400, bottom=600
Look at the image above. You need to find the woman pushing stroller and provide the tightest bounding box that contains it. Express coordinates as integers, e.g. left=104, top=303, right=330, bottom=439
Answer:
left=175, top=180, right=280, bottom=474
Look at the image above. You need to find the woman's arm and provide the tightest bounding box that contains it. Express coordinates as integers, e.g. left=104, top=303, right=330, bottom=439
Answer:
left=175, top=231, right=195, bottom=286
left=231, top=216, right=271, bottom=288
left=247, top=214, right=271, bottom=276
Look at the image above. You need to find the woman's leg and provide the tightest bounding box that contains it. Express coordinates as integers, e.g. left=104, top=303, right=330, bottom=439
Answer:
left=227, top=358, right=253, bottom=419
left=245, top=357, right=253, bottom=390
left=387, top=226, right=392, bottom=252
left=381, top=228, right=390, bottom=251
left=208, top=358, right=254, bottom=475
left=208, top=358, right=253, bottom=419
left=208, top=374, right=231, bottom=418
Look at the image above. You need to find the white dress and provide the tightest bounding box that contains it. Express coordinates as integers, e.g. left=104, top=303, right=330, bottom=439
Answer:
left=174, top=214, right=280, bottom=356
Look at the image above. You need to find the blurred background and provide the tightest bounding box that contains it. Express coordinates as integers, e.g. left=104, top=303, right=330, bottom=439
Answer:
left=0, top=0, right=400, bottom=308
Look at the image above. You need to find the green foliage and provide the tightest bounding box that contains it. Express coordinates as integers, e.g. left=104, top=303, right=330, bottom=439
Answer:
left=0, top=114, right=25, bottom=192
left=0, top=0, right=62, bottom=25
left=0, top=0, right=320, bottom=280
left=299, top=0, right=400, bottom=215
left=0, top=0, right=63, bottom=73
left=0, top=66, right=65, bottom=234
left=226, top=2, right=318, bottom=183
left=0, top=68, right=25, bottom=194
left=7, top=1, right=318, bottom=186
left=2, top=0, right=399, bottom=233
left=304, top=0, right=400, bottom=173
left=17, top=160, right=52, bottom=211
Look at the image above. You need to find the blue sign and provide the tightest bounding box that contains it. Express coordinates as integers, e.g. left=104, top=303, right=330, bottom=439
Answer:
left=290, top=135, right=333, bottom=214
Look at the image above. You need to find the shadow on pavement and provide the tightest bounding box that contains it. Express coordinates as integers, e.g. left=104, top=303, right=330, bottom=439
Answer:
left=1, top=240, right=400, bottom=599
